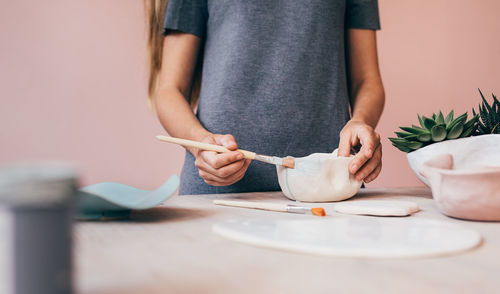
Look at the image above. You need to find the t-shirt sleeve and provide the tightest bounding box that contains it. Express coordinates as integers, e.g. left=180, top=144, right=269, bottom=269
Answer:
left=163, top=0, right=208, bottom=38
left=345, top=0, right=381, bottom=30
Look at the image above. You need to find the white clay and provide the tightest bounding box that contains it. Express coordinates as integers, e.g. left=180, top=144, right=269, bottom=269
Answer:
left=277, top=149, right=362, bottom=202
left=213, top=218, right=481, bottom=258
left=334, top=200, right=420, bottom=216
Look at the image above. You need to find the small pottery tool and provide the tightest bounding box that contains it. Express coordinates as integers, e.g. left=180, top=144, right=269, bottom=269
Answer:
left=156, top=135, right=295, bottom=169
left=333, top=200, right=420, bottom=217
left=213, top=218, right=482, bottom=258
left=78, top=175, right=179, bottom=220
left=213, top=199, right=326, bottom=216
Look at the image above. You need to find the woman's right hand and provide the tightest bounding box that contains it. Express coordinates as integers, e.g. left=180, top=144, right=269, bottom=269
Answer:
left=193, top=134, right=251, bottom=186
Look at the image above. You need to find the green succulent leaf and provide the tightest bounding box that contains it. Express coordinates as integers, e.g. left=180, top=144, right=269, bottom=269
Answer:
left=431, top=124, right=446, bottom=141
left=417, top=133, right=431, bottom=142
left=389, top=137, right=412, bottom=152
left=399, top=126, right=426, bottom=134
left=444, top=110, right=454, bottom=125
left=395, top=131, right=410, bottom=138
left=473, top=89, right=500, bottom=135
left=395, top=132, right=419, bottom=141
left=389, top=137, right=408, bottom=144
left=411, top=124, right=426, bottom=131
left=461, top=124, right=476, bottom=137
left=477, top=120, right=489, bottom=134
left=446, top=112, right=467, bottom=131
left=406, top=134, right=420, bottom=141
left=392, top=144, right=411, bottom=153
left=480, top=104, right=490, bottom=129
left=491, top=122, right=500, bottom=134
left=417, top=114, right=425, bottom=128
left=479, top=88, right=494, bottom=114
left=400, top=127, right=429, bottom=135
left=464, top=114, right=479, bottom=129
left=423, top=116, right=436, bottom=130
left=407, top=141, right=424, bottom=150
left=436, top=111, right=445, bottom=125
left=473, top=107, right=487, bottom=135
left=446, top=121, right=464, bottom=139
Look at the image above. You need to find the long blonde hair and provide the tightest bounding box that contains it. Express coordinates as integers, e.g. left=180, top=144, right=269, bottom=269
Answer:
left=144, top=0, right=202, bottom=110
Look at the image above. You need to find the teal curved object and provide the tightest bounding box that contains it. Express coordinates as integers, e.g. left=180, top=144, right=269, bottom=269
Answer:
left=77, top=175, right=179, bottom=220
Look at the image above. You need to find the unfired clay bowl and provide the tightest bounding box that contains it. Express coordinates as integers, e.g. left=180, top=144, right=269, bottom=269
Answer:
left=407, top=134, right=500, bottom=186
left=277, top=150, right=362, bottom=202
left=420, top=154, right=500, bottom=221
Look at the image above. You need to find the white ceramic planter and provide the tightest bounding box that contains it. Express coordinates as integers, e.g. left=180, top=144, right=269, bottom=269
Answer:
left=406, top=134, right=500, bottom=186
left=420, top=154, right=500, bottom=221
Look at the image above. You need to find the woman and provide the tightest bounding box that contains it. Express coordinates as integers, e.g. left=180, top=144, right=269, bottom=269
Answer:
left=146, top=0, right=385, bottom=194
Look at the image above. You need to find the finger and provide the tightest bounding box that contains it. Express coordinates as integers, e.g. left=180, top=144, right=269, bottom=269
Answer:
left=201, top=150, right=244, bottom=169
left=204, top=170, right=245, bottom=186
left=359, top=128, right=380, bottom=157
left=338, top=129, right=352, bottom=157
left=213, top=157, right=247, bottom=178
left=199, top=169, right=239, bottom=185
left=358, top=129, right=377, bottom=157
left=351, top=133, right=360, bottom=148
left=196, top=156, right=250, bottom=180
left=199, top=159, right=250, bottom=185
left=214, top=134, right=238, bottom=151
left=364, top=162, right=382, bottom=183
left=217, top=158, right=250, bottom=182
left=225, top=159, right=251, bottom=182
left=202, top=177, right=227, bottom=187
left=350, top=132, right=379, bottom=174
left=196, top=156, right=245, bottom=177
left=354, top=144, right=382, bottom=181
left=223, top=159, right=251, bottom=183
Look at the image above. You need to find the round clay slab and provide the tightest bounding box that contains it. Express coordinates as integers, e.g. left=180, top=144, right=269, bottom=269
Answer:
left=213, top=218, right=481, bottom=258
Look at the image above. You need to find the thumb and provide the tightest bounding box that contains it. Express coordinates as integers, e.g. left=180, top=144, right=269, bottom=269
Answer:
left=337, top=130, right=352, bottom=157
left=214, top=134, right=238, bottom=150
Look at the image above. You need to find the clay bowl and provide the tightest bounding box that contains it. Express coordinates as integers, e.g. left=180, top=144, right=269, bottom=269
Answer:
left=276, top=150, right=362, bottom=202
left=407, top=134, right=500, bottom=186
left=420, top=154, right=500, bottom=221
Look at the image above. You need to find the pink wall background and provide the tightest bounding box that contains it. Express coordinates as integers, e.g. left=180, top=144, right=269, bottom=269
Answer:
left=1, top=0, right=499, bottom=190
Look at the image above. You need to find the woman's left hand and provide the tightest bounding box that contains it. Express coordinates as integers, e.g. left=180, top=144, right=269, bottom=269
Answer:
left=338, top=120, right=382, bottom=183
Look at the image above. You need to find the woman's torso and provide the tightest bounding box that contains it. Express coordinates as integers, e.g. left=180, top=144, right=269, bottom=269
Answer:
left=182, top=0, right=352, bottom=194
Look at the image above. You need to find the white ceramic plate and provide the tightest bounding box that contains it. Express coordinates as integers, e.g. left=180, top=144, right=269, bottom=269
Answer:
left=213, top=218, right=481, bottom=259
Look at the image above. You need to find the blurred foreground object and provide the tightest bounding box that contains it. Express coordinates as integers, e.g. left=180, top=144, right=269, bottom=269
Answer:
left=0, top=163, right=77, bottom=294
left=77, top=175, right=179, bottom=220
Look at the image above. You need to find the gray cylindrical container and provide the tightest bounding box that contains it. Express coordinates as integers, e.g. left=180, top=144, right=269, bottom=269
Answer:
left=0, top=163, right=77, bottom=294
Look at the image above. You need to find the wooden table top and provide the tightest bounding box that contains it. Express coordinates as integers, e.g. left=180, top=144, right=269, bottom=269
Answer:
left=75, top=187, right=500, bottom=294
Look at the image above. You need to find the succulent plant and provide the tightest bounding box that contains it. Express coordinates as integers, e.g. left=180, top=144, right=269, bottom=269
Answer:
left=389, top=110, right=479, bottom=153
left=473, top=89, right=500, bottom=135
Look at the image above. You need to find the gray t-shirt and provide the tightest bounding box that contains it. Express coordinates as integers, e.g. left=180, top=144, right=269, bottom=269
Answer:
left=164, top=0, right=380, bottom=194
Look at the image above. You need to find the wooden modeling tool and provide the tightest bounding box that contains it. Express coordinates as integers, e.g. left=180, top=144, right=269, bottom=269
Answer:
left=156, top=135, right=295, bottom=169
left=213, top=199, right=326, bottom=216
